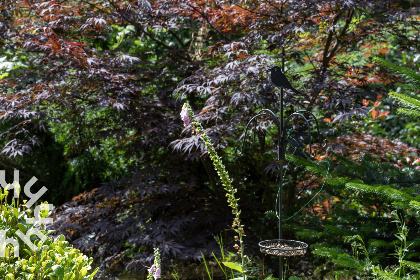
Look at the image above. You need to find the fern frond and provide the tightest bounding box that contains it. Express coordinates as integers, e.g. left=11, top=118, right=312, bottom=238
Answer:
left=374, top=57, right=420, bottom=82
left=396, top=108, right=420, bottom=118
left=391, top=201, right=411, bottom=211
left=324, top=225, right=353, bottom=237
left=369, top=239, right=395, bottom=249
left=311, top=243, right=348, bottom=258
left=345, top=182, right=414, bottom=204
left=409, top=200, right=420, bottom=212
left=395, top=83, right=420, bottom=91
left=402, top=260, right=420, bottom=272
left=325, top=176, right=350, bottom=187
left=332, top=254, right=361, bottom=269
left=287, top=155, right=330, bottom=176
left=295, top=228, right=324, bottom=240
left=360, top=224, right=385, bottom=236
left=376, top=185, right=413, bottom=202
left=312, top=246, right=361, bottom=269
left=372, top=267, right=402, bottom=280
left=389, top=91, right=420, bottom=110
left=376, top=57, right=420, bottom=119
left=407, top=252, right=420, bottom=260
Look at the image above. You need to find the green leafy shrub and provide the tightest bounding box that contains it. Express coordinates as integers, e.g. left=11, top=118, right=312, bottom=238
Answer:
left=0, top=184, right=98, bottom=280
left=374, top=57, right=420, bottom=118
left=366, top=56, right=420, bottom=148
left=288, top=152, right=420, bottom=278
left=346, top=212, right=420, bottom=279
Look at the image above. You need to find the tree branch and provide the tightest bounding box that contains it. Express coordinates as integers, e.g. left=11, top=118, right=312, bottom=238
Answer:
left=328, top=9, right=355, bottom=62
left=322, top=10, right=344, bottom=70
left=140, top=26, right=192, bottom=62
left=188, top=5, right=231, bottom=42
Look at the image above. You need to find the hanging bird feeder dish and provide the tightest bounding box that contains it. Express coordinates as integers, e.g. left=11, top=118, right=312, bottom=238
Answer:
left=258, top=239, right=308, bottom=257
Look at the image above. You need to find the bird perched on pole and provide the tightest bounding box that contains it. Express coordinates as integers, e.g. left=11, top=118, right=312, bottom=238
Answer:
left=270, top=66, right=302, bottom=95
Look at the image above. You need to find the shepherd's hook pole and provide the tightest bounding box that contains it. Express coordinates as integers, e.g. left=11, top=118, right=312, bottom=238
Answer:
left=279, top=84, right=284, bottom=280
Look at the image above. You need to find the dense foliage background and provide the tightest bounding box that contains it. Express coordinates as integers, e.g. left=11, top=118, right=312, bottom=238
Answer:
left=0, top=0, right=419, bottom=279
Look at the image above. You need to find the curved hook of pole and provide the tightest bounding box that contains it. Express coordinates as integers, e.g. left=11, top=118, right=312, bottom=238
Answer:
left=285, top=112, right=312, bottom=156
left=256, top=109, right=281, bottom=126
left=236, top=109, right=281, bottom=159
left=237, top=111, right=278, bottom=154
left=294, top=110, right=321, bottom=144
left=284, top=110, right=322, bottom=157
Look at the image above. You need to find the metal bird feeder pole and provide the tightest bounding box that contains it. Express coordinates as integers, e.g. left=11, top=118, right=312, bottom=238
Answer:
left=238, top=66, right=320, bottom=280
left=278, top=78, right=285, bottom=280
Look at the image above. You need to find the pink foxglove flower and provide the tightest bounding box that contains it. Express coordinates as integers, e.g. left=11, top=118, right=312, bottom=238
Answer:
left=148, top=264, right=156, bottom=274
left=154, top=268, right=161, bottom=279
left=180, top=107, right=190, bottom=127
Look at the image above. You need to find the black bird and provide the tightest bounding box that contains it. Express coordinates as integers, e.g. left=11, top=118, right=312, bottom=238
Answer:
left=270, top=66, right=302, bottom=95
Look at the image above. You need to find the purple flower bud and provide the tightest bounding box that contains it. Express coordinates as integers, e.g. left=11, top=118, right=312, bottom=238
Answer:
left=148, top=264, right=156, bottom=274
left=180, top=107, right=190, bottom=127
left=154, top=268, right=161, bottom=279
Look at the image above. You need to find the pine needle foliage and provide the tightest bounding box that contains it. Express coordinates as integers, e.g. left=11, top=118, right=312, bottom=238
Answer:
left=374, top=57, right=420, bottom=118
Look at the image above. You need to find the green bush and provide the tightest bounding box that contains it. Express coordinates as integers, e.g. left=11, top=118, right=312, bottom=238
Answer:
left=0, top=184, right=98, bottom=280
left=288, top=153, right=420, bottom=278
left=366, top=57, right=420, bottom=148
left=346, top=212, right=420, bottom=279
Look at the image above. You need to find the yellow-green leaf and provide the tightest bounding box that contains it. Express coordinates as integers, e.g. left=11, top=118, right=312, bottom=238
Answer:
left=222, top=261, right=243, bottom=273
left=17, top=223, right=26, bottom=234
